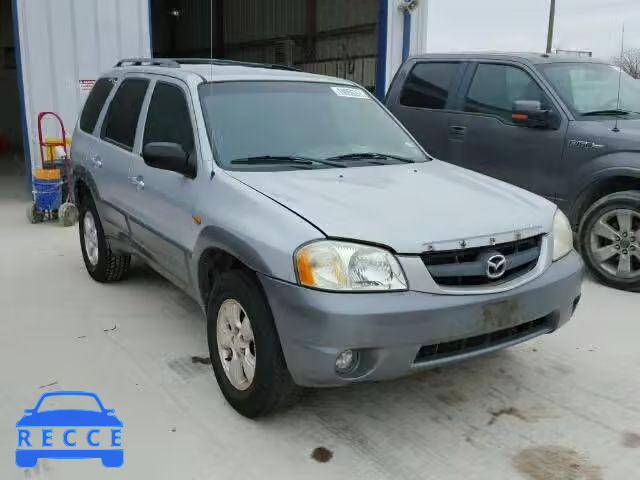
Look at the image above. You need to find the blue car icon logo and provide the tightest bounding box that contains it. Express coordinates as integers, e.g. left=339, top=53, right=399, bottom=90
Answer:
left=16, top=391, right=123, bottom=468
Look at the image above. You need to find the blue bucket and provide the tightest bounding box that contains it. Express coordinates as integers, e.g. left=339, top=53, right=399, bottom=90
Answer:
left=33, top=179, right=62, bottom=211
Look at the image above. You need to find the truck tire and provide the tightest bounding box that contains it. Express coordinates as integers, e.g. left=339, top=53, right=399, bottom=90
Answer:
left=207, top=270, right=301, bottom=418
left=79, top=197, right=131, bottom=282
left=579, top=190, right=640, bottom=292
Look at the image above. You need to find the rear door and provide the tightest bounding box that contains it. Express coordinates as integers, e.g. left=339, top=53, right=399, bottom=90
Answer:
left=125, top=77, right=200, bottom=289
left=93, top=77, right=150, bottom=236
left=387, top=61, right=467, bottom=161
left=72, top=77, right=117, bottom=209
left=447, top=61, right=567, bottom=197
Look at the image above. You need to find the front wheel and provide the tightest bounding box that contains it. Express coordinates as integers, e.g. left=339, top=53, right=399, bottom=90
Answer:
left=207, top=270, right=300, bottom=418
left=579, top=191, right=640, bottom=292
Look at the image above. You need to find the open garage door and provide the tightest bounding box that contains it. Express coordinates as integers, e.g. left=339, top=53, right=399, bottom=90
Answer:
left=151, top=0, right=381, bottom=92
left=0, top=0, right=25, bottom=193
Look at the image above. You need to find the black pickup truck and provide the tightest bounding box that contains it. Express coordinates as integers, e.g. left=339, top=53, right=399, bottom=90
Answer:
left=386, top=53, right=640, bottom=291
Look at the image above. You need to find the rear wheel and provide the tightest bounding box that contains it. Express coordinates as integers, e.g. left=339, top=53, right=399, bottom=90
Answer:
left=579, top=191, right=640, bottom=291
left=79, top=197, right=131, bottom=282
left=207, top=270, right=300, bottom=418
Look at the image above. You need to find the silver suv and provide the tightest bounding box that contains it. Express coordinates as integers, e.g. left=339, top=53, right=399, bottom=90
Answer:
left=72, top=58, right=584, bottom=418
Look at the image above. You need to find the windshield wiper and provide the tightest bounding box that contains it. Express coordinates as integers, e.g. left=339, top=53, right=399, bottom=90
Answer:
left=230, top=155, right=345, bottom=168
left=581, top=109, right=636, bottom=116
left=326, top=152, right=416, bottom=163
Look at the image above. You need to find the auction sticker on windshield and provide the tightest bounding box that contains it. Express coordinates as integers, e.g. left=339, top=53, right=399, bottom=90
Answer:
left=331, top=86, right=369, bottom=99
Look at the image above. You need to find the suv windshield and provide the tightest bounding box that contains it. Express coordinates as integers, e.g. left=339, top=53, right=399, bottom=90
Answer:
left=199, top=81, right=429, bottom=170
left=539, top=62, right=640, bottom=116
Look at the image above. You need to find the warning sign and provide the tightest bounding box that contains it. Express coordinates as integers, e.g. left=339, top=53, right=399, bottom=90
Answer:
left=79, top=80, right=96, bottom=91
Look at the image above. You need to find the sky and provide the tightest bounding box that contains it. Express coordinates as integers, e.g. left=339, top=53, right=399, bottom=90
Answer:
left=425, top=0, right=640, bottom=60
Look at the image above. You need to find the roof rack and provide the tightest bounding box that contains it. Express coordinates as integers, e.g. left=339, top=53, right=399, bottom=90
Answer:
left=172, top=58, right=301, bottom=72
left=115, top=58, right=180, bottom=68
left=114, top=57, right=300, bottom=72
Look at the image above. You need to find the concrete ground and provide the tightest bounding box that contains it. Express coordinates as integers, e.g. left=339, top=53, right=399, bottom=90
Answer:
left=0, top=164, right=639, bottom=480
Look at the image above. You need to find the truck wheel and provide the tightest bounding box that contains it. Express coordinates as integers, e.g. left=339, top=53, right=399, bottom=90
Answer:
left=579, top=191, right=640, bottom=292
left=79, top=197, right=131, bottom=282
left=207, top=270, right=301, bottom=418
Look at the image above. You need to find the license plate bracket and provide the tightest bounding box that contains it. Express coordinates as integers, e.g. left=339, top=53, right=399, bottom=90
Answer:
left=483, top=301, right=521, bottom=330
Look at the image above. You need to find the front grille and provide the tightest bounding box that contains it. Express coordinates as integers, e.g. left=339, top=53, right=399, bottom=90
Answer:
left=421, top=235, right=543, bottom=287
left=414, top=316, right=552, bottom=364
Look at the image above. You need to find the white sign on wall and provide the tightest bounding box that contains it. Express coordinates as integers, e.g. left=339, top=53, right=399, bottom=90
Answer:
left=78, top=79, right=96, bottom=92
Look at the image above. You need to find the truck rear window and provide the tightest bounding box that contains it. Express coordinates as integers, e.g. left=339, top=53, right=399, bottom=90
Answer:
left=400, top=62, right=460, bottom=110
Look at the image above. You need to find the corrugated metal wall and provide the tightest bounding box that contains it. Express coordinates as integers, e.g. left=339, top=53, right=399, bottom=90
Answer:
left=224, top=0, right=305, bottom=45
left=316, top=0, right=378, bottom=31
left=220, top=0, right=378, bottom=89
left=15, top=0, right=150, bottom=170
left=151, top=0, right=215, bottom=57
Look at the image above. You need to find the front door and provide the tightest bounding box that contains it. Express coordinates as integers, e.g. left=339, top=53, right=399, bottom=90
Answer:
left=448, top=62, right=568, bottom=199
left=125, top=78, right=200, bottom=289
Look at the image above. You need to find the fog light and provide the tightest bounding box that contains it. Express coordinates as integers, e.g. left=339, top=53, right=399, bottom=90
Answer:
left=335, top=349, right=358, bottom=373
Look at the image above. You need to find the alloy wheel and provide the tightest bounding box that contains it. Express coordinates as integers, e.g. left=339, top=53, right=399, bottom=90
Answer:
left=83, top=211, right=100, bottom=266
left=216, top=299, right=256, bottom=391
left=588, top=208, right=640, bottom=279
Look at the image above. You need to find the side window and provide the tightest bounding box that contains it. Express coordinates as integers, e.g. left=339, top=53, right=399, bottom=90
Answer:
left=101, top=78, right=149, bottom=150
left=399, top=62, right=460, bottom=109
left=80, top=78, right=115, bottom=133
left=464, top=64, right=549, bottom=123
left=143, top=82, right=196, bottom=171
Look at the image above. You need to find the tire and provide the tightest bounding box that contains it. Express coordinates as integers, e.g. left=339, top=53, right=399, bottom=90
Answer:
left=578, top=190, right=640, bottom=292
left=79, top=196, right=131, bottom=283
left=207, top=270, right=301, bottom=418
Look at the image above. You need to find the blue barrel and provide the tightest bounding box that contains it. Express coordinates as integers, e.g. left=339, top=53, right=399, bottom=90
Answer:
left=33, top=179, right=62, bottom=211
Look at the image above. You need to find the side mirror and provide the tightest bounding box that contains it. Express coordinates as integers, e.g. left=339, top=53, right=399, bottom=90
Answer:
left=142, top=142, right=193, bottom=177
left=24, top=409, right=33, bottom=414
left=104, top=409, right=115, bottom=415
left=512, top=100, right=554, bottom=128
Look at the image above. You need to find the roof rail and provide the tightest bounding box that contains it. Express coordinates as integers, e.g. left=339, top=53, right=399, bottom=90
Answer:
left=173, top=58, right=301, bottom=72
left=114, top=58, right=180, bottom=68
left=114, top=57, right=301, bottom=72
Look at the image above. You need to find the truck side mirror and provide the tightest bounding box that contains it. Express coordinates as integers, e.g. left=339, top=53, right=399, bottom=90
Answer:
left=512, top=100, right=554, bottom=129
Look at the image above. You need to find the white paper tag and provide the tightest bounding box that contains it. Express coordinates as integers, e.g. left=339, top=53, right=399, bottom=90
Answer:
left=331, top=86, right=369, bottom=99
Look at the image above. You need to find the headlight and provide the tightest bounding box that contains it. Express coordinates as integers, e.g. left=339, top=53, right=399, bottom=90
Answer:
left=295, top=240, right=408, bottom=291
left=553, top=209, right=574, bottom=261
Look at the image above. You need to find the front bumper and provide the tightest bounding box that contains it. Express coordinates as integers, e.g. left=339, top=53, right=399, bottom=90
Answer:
left=259, top=251, right=584, bottom=387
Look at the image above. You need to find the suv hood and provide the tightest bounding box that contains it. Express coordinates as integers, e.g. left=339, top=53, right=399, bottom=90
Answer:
left=227, top=161, right=555, bottom=254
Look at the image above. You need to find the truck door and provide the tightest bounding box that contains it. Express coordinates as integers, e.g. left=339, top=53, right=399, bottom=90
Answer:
left=448, top=61, right=567, bottom=199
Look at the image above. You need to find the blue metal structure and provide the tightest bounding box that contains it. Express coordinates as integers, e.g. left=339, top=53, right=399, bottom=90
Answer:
left=375, top=0, right=389, bottom=99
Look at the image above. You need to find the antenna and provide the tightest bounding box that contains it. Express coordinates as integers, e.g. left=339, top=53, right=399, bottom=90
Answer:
left=613, top=23, right=625, bottom=133
left=210, top=0, right=214, bottom=79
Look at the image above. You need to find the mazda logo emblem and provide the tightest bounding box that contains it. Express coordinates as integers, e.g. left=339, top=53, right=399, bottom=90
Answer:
left=486, top=254, right=507, bottom=280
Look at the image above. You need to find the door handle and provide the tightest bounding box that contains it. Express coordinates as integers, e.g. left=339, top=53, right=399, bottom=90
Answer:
left=129, top=175, right=145, bottom=192
left=90, top=155, right=103, bottom=168
left=449, top=126, right=467, bottom=136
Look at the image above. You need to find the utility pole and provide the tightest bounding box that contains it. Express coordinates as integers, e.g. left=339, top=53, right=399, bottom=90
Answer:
left=546, top=0, right=556, bottom=54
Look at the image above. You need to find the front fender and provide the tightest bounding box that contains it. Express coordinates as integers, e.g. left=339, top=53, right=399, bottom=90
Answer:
left=568, top=153, right=640, bottom=223
left=189, top=173, right=325, bottom=306
left=192, top=226, right=274, bottom=278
